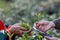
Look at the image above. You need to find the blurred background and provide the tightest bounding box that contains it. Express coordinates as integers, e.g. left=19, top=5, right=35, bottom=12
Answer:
left=0, top=0, right=60, bottom=40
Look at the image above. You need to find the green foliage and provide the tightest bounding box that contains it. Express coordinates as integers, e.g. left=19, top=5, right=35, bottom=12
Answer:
left=0, top=0, right=60, bottom=40
left=20, top=22, right=31, bottom=30
left=13, top=13, right=45, bottom=40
